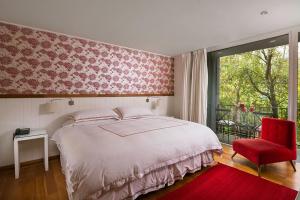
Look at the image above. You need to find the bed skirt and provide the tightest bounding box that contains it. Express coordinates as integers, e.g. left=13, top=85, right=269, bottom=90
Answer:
left=60, top=150, right=215, bottom=200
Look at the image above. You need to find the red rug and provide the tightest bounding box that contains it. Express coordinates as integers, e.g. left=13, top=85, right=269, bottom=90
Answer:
left=159, top=163, right=298, bottom=200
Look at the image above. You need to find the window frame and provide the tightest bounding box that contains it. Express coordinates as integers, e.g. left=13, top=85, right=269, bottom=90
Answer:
left=207, top=29, right=299, bottom=146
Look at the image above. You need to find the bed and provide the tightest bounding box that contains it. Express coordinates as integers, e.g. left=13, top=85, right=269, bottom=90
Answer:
left=52, top=115, right=222, bottom=200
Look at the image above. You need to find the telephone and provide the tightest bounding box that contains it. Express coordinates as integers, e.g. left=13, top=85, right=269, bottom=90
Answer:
left=14, top=128, right=30, bottom=138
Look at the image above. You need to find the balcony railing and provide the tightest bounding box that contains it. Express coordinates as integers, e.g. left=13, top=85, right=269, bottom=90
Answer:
left=216, top=104, right=288, bottom=144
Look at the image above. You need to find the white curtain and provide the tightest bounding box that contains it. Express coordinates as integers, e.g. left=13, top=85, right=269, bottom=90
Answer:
left=174, top=53, right=192, bottom=120
left=174, top=49, right=208, bottom=125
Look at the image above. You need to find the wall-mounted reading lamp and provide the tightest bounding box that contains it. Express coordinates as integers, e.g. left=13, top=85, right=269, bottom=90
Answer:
left=44, top=98, right=75, bottom=113
left=146, top=96, right=161, bottom=110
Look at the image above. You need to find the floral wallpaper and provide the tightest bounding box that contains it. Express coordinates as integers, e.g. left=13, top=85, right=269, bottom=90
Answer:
left=0, top=22, right=174, bottom=96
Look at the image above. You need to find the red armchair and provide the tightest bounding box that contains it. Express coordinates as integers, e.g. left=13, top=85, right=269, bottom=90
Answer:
left=232, top=117, right=297, bottom=176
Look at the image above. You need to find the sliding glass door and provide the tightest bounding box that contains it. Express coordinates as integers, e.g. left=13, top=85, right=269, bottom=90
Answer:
left=209, top=35, right=291, bottom=144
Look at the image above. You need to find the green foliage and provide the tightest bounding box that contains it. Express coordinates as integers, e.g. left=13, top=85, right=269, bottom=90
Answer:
left=218, top=44, right=300, bottom=145
left=219, top=46, right=289, bottom=118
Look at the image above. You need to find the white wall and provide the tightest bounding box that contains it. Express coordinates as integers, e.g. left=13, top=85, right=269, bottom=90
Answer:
left=173, top=55, right=183, bottom=119
left=0, top=96, right=174, bottom=167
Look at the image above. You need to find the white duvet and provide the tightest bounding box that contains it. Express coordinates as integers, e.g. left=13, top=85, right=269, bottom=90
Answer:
left=52, top=116, right=222, bottom=200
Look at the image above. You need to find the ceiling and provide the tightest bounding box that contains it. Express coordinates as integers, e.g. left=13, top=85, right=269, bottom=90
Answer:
left=0, top=0, right=300, bottom=56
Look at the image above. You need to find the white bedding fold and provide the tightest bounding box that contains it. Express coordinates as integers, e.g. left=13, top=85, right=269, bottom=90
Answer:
left=52, top=116, right=222, bottom=200
left=98, top=117, right=188, bottom=136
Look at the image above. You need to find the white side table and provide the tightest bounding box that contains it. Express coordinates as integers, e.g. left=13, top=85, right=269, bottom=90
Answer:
left=13, top=129, right=48, bottom=179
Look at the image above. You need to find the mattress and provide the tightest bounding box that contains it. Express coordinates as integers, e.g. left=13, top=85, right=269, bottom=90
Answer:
left=52, top=116, right=222, bottom=200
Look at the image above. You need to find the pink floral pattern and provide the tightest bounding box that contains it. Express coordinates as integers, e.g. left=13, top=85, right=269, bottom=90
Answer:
left=0, top=22, right=174, bottom=95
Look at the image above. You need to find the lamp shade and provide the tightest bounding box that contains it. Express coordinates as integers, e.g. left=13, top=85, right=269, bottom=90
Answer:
left=44, top=101, right=61, bottom=113
left=151, top=98, right=161, bottom=110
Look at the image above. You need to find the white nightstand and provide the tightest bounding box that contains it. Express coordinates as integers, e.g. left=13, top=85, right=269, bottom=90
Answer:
left=13, top=129, right=48, bottom=179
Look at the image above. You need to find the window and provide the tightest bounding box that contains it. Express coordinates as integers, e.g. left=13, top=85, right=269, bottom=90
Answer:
left=209, top=35, right=289, bottom=144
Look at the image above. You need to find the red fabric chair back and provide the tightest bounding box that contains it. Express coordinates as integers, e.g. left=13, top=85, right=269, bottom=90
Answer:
left=261, top=117, right=296, bottom=152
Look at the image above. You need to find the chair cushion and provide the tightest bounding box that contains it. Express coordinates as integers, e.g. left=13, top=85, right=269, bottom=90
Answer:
left=233, top=138, right=296, bottom=165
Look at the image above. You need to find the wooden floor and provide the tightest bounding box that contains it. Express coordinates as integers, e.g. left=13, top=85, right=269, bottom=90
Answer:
left=0, top=144, right=299, bottom=200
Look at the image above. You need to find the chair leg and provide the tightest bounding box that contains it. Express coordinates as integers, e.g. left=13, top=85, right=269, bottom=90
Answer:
left=290, top=161, right=296, bottom=172
left=231, top=152, right=237, bottom=159
left=257, top=165, right=261, bottom=177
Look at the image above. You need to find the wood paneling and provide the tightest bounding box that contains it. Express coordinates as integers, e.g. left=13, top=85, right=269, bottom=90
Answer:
left=0, top=96, right=174, bottom=167
left=0, top=144, right=298, bottom=200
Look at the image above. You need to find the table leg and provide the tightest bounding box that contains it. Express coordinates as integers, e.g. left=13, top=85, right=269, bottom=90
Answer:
left=44, top=135, right=48, bottom=171
left=14, top=140, right=19, bottom=179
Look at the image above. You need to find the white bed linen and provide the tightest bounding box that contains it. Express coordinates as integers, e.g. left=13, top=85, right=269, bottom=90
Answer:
left=52, top=116, right=222, bottom=200
left=99, top=117, right=188, bottom=137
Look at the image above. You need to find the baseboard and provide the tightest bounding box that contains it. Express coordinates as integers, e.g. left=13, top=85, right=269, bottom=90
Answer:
left=0, top=155, right=60, bottom=171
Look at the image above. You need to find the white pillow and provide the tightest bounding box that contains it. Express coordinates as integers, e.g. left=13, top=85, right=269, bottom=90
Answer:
left=115, top=106, right=153, bottom=119
left=70, top=109, right=119, bottom=122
